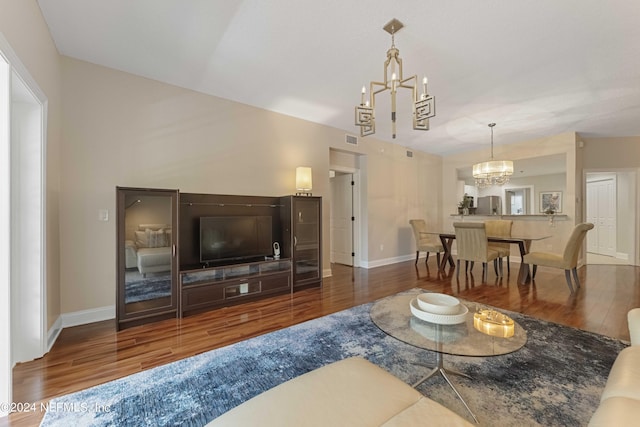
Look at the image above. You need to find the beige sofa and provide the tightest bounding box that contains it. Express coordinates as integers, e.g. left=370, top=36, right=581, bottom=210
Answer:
left=589, top=308, right=640, bottom=426
left=130, top=224, right=172, bottom=277
left=206, top=357, right=472, bottom=426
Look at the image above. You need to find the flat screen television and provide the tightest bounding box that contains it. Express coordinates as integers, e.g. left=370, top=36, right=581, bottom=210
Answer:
left=199, top=215, right=273, bottom=264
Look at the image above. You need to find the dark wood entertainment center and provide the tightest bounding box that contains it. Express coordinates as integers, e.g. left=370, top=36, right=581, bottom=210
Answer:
left=116, top=188, right=322, bottom=329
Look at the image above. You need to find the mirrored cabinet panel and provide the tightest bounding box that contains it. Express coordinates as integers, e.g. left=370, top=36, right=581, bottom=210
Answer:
left=116, top=187, right=179, bottom=330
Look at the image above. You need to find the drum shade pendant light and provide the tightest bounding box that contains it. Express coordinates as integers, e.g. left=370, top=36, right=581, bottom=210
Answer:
left=355, top=18, right=435, bottom=139
left=473, top=123, right=513, bottom=187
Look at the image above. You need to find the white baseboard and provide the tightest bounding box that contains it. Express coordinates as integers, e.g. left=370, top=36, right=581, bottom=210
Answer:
left=322, top=268, right=333, bottom=278
left=362, top=254, right=415, bottom=269
left=616, top=252, right=629, bottom=260
left=44, top=306, right=115, bottom=355
left=61, top=305, right=116, bottom=328
left=46, top=316, right=63, bottom=352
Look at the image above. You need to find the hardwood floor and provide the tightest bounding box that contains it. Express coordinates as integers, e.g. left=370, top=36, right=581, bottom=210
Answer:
left=3, top=260, right=640, bottom=426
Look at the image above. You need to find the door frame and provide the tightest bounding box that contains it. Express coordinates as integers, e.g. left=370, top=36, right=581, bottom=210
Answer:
left=0, top=33, right=48, bottom=414
left=330, top=166, right=361, bottom=268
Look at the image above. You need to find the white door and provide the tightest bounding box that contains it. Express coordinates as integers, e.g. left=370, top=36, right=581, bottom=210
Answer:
left=586, top=183, right=598, bottom=253
left=587, top=178, right=616, bottom=256
left=330, top=172, right=353, bottom=266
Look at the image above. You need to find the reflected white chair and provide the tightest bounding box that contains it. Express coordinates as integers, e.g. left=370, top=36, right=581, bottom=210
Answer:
left=409, top=219, right=444, bottom=266
left=453, top=222, right=500, bottom=282
left=523, top=222, right=594, bottom=293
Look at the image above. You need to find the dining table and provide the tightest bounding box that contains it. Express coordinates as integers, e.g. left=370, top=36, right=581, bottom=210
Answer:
left=422, top=230, right=551, bottom=284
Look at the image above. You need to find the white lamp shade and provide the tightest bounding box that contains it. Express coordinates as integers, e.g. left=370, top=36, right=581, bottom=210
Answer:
left=472, top=160, right=514, bottom=178
left=296, top=167, right=312, bottom=191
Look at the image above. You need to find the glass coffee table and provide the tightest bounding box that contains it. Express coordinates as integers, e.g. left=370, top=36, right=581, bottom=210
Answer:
left=370, top=291, right=527, bottom=423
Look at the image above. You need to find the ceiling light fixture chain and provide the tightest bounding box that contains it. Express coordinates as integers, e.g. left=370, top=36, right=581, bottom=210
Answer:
left=354, top=18, right=435, bottom=139
left=489, top=122, right=496, bottom=159
left=472, top=123, right=514, bottom=188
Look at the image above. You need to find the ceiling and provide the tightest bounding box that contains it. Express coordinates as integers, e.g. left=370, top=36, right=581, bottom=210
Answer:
left=37, top=0, right=640, bottom=156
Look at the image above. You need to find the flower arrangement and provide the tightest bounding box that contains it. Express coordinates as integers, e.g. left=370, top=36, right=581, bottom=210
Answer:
left=458, top=193, right=471, bottom=214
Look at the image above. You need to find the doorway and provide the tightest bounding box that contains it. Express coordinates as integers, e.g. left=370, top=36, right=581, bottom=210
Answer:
left=585, top=170, right=636, bottom=265
left=586, top=175, right=616, bottom=257
left=504, top=186, right=533, bottom=215
left=330, top=167, right=361, bottom=268
left=0, top=34, right=47, bottom=413
left=330, top=171, right=354, bottom=266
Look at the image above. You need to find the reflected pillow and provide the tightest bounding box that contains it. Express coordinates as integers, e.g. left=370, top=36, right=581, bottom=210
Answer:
left=135, top=230, right=148, bottom=248
left=146, top=228, right=167, bottom=248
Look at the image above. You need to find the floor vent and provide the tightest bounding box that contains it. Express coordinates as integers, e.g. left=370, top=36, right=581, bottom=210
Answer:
left=345, top=134, right=358, bottom=145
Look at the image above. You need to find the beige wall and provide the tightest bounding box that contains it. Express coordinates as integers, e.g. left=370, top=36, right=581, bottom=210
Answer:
left=0, top=0, right=62, bottom=328
left=5, top=2, right=638, bottom=320
left=583, top=137, right=640, bottom=169
left=60, top=57, right=441, bottom=313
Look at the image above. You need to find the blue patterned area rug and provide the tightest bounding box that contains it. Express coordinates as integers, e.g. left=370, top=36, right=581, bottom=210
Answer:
left=124, top=276, right=171, bottom=304
left=40, top=289, right=626, bottom=426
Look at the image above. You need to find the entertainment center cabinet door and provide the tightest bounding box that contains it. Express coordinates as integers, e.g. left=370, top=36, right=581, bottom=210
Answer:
left=116, top=187, right=179, bottom=330
left=292, top=197, right=322, bottom=289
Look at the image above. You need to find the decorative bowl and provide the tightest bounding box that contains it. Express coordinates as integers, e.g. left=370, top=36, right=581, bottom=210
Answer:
left=416, top=293, right=460, bottom=315
left=410, top=298, right=468, bottom=325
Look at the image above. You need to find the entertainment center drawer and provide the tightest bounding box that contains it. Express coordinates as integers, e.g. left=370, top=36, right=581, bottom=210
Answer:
left=180, top=260, right=293, bottom=316
left=181, top=284, right=225, bottom=311
left=261, top=273, right=291, bottom=293
left=224, top=278, right=261, bottom=299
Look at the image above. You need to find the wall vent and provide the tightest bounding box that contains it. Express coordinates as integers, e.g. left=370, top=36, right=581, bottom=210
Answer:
left=345, top=134, right=358, bottom=145
left=406, top=150, right=413, bottom=158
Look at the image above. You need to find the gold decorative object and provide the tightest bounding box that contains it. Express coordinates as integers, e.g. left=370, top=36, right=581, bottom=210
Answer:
left=355, top=18, right=435, bottom=139
left=473, top=308, right=514, bottom=338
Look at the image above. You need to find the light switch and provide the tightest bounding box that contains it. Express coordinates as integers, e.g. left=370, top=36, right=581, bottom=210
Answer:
left=98, top=209, right=109, bottom=221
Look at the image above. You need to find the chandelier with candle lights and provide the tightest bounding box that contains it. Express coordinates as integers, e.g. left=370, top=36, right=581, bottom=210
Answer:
left=355, top=19, right=435, bottom=139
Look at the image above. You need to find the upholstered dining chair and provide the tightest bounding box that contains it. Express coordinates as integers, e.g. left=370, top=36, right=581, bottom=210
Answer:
left=522, top=222, right=594, bottom=293
left=409, top=219, right=444, bottom=266
left=453, top=222, right=500, bottom=282
left=484, top=219, right=513, bottom=276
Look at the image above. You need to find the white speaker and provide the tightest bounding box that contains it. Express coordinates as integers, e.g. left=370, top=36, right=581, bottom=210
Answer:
left=273, top=242, right=280, bottom=259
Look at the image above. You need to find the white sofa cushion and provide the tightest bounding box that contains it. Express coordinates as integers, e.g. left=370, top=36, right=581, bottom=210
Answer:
left=589, top=396, right=640, bottom=426
left=206, top=357, right=471, bottom=427
left=600, top=346, right=640, bottom=402
left=629, top=308, right=640, bottom=346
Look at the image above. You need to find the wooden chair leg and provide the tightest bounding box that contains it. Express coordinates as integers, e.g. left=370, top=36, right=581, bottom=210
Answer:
left=532, top=264, right=537, bottom=279
left=494, top=259, right=499, bottom=276
left=425, top=252, right=430, bottom=264
left=482, top=262, right=488, bottom=282
left=470, top=261, right=475, bottom=271
left=572, top=268, right=581, bottom=288
left=506, top=256, right=510, bottom=273
left=415, top=251, right=419, bottom=265
left=465, top=261, right=469, bottom=274
left=565, top=270, right=575, bottom=293
left=456, top=259, right=461, bottom=279
left=436, top=252, right=441, bottom=267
